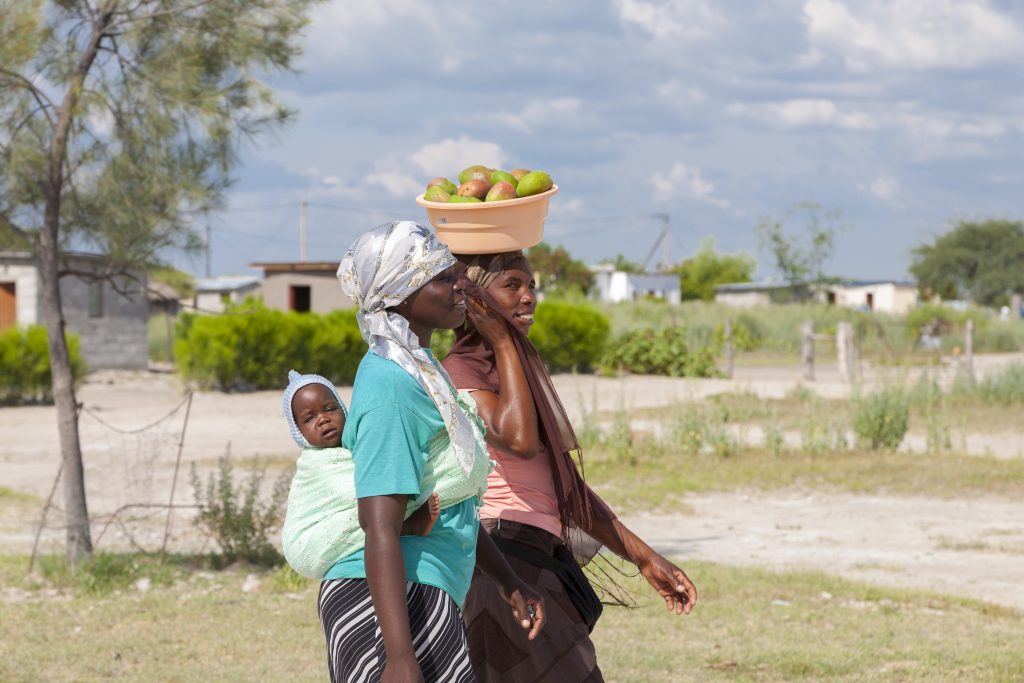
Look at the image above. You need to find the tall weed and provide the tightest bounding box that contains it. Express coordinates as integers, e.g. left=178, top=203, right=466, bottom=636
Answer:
left=853, top=388, right=910, bottom=451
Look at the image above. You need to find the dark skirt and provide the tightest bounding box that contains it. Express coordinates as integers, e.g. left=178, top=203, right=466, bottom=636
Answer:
left=464, top=519, right=604, bottom=683
left=318, top=578, right=477, bottom=683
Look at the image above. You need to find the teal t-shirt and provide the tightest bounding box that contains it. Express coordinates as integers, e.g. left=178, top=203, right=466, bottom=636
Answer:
left=323, top=350, right=480, bottom=607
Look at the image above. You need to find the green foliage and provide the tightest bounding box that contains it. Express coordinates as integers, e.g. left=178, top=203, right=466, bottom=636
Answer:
left=674, top=238, right=756, bottom=301
left=149, top=266, right=195, bottom=298
left=526, top=242, right=596, bottom=295
left=431, top=328, right=455, bottom=361
left=852, top=388, right=910, bottom=451
left=529, top=300, right=610, bottom=372
left=599, top=253, right=644, bottom=273
left=601, top=327, right=721, bottom=378
left=189, top=452, right=291, bottom=567
left=952, top=363, right=1024, bottom=405
left=0, top=325, right=86, bottom=405
left=756, top=202, right=845, bottom=288
left=174, top=300, right=364, bottom=390
left=910, top=219, right=1024, bottom=305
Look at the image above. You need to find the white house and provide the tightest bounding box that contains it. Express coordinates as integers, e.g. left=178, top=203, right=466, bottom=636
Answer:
left=824, top=280, right=918, bottom=314
left=590, top=264, right=681, bottom=304
left=0, top=251, right=148, bottom=369
left=190, top=275, right=262, bottom=314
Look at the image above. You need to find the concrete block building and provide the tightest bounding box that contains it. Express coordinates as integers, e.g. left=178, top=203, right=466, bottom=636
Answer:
left=0, top=251, right=148, bottom=369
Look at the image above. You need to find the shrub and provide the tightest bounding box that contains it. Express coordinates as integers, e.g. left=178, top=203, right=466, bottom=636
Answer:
left=601, top=327, right=721, bottom=378
left=529, top=300, right=610, bottom=372
left=0, top=325, right=86, bottom=405
left=974, top=363, right=1024, bottom=405
left=852, top=387, right=910, bottom=451
left=189, top=452, right=290, bottom=566
left=174, top=301, right=364, bottom=390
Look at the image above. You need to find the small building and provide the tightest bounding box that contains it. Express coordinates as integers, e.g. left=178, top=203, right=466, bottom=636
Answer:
left=0, top=251, right=148, bottom=369
left=250, top=261, right=355, bottom=313
left=714, top=281, right=809, bottom=307
left=825, top=280, right=918, bottom=314
left=590, top=264, right=681, bottom=304
left=190, top=275, right=262, bottom=314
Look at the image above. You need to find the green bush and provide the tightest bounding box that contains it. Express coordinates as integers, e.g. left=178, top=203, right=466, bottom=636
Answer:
left=853, top=387, right=910, bottom=451
left=601, top=327, right=721, bottom=378
left=174, top=301, right=364, bottom=390
left=0, top=325, right=86, bottom=405
left=189, top=452, right=290, bottom=567
left=529, top=300, right=610, bottom=372
left=973, top=363, right=1024, bottom=405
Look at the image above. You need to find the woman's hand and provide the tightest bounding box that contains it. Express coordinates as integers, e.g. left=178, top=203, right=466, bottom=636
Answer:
left=466, top=296, right=513, bottom=347
left=638, top=552, right=697, bottom=615
left=382, top=654, right=424, bottom=683
left=498, top=581, right=546, bottom=640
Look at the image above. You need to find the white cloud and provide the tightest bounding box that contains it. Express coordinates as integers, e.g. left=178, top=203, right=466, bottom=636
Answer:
left=615, top=0, right=721, bottom=40
left=652, top=162, right=728, bottom=208
left=728, top=98, right=875, bottom=130
left=803, top=0, right=1024, bottom=70
left=864, top=174, right=900, bottom=200
left=364, top=170, right=424, bottom=199
left=493, top=98, right=585, bottom=133
left=656, top=81, right=707, bottom=106
left=409, top=137, right=506, bottom=177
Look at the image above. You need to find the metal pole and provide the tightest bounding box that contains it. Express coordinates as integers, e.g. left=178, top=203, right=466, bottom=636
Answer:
left=161, top=392, right=194, bottom=557
left=300, top=199, right=309, bottom=261
left=662, top=213, right=670, bottom=272
left=205, top=222, right=212, bottom=278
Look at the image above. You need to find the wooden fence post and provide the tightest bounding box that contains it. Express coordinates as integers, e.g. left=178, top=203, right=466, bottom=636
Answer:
left=802, top=320, right=814, bottom=381
left=837, top=321, right=857, bottom=384
left=964, top=318, right=975, bottom=382
left=724, top=318, right=734, bottom=379
left=1011, top=293, right=1023, bottom=320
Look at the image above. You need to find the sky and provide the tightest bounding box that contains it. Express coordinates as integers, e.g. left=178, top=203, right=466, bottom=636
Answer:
left=183, top=0, right=1024, bottom=282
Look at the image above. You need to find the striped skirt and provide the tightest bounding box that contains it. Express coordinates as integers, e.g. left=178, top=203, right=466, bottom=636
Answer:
left=318, top=578, right=477, bottom=683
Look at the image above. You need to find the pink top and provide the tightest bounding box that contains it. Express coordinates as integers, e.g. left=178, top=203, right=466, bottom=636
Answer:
left=479, top=438, right=563, bottom=540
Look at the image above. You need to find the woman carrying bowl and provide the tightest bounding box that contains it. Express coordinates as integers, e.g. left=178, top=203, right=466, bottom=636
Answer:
left=442, top=250, right=698, bottom=682
left=323, top=223, right=545, bottom=683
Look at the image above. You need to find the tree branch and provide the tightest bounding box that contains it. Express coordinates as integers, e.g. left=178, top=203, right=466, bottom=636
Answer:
left=107, top=0, right=220, bottom=30
left=0, top=68, right=57, bottom=127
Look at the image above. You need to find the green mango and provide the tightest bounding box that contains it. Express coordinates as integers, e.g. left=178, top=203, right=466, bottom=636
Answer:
left=485, top=181, right=518, bottom=202
left=515, top=170, right=553, bottom=197
left=424, top=186, right=450, bottom=203
left=449, top=195, right=482, bottom=203
left=426, top=177, right=457, bottom=195
left=458, top=165, right=492, bottom=185
left=490, top=170, right=518, bottom=188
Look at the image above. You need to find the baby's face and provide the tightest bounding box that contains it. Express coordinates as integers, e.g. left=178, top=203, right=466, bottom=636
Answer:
left=292, top=384, right=344, bottom=448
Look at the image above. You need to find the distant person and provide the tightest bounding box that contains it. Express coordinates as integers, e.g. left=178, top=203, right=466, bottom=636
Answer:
left=280, top=369, right=440, bottom=580
left=318, top=222, right=545, bottom=683
left=443, top=250, right=698, bottom=682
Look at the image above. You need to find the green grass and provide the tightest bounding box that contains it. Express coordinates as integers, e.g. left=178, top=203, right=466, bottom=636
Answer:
left=1, top=555, right=1020, bottom=682
left=0, top=486, right=39, bottom=503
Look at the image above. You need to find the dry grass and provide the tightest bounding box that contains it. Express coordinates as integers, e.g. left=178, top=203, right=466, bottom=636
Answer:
left=1, top=555, right=1020, bottom=683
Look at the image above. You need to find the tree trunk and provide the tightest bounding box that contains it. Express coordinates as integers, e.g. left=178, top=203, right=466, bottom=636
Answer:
left=36, top=238, right=93, bottom=567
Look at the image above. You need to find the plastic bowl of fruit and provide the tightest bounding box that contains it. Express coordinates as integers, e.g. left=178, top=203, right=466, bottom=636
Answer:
left=414, top=167, right=557, bottom=254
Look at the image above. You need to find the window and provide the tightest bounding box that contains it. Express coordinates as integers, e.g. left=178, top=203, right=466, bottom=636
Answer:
left=88, top=281, right=104, bottom=318
left=290, top=285, right=311, bottom=313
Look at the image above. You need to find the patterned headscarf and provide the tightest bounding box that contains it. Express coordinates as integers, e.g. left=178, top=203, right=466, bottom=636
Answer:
left=461, top=250, right=525, bottom=289
left=282, top=369, right=347, bottom=448
left=337, top=221, right=477, bottom=476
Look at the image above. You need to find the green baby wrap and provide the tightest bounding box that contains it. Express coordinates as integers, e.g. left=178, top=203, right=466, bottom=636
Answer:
left=281, top=390, right=491, bottom=579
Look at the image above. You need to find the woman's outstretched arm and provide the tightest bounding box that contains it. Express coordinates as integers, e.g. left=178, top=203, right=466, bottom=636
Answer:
left=465, top=296, right=540, bottom=459
left=579, top=487, right=698, bottom=615
left=359, top=494, right=425, bottom=683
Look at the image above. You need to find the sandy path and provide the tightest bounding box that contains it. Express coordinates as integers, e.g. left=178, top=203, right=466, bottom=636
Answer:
left=2, top=363, right=1023, bottom=612
left=623, top=492, right=1024, bottom=611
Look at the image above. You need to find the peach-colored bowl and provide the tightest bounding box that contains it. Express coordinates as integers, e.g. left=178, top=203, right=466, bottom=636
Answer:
left=415, top=185, right=558, bottom=255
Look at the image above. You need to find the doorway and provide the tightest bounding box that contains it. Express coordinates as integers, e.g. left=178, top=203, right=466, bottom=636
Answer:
left=0, top=282, right=15, bottom=330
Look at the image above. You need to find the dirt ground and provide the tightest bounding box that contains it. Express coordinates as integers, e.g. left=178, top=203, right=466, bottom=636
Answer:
left=2, top=358, right=1023, bottom=612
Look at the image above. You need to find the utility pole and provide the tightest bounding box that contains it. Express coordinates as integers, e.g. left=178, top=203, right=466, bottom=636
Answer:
left=299, top=199, right=308, bottom=261
left=661, top=212, right=670, bottom=272
left=205, top=222, right=212, bottom=277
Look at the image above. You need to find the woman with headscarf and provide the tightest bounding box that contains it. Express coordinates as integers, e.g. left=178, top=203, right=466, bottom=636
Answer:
left=322, top=222, right=545, bottom=683
left=442, top=250, right=698, bottom=682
